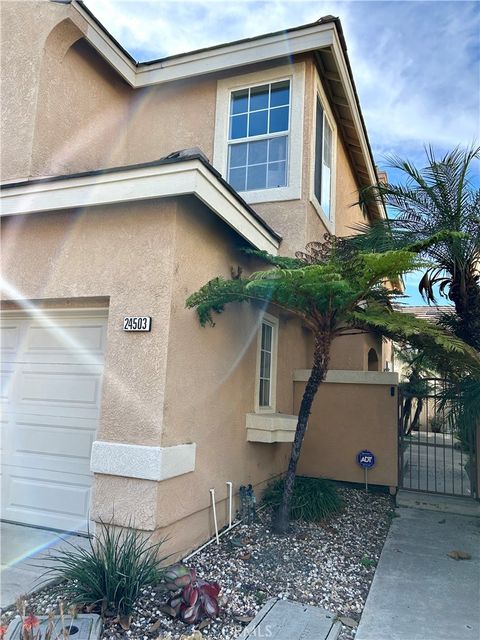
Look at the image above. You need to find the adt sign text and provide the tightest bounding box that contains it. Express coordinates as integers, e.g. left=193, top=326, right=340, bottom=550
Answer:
left=357, top=450, right=375, bottom=469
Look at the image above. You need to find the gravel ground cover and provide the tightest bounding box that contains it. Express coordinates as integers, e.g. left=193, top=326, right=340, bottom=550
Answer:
left=1, top=487, right=393, bottom=640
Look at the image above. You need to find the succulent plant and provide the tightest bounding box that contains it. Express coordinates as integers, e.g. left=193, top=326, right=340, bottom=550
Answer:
left=163, top=563, right=195, bottom=592
left=164, top=564, right=220, bottom=624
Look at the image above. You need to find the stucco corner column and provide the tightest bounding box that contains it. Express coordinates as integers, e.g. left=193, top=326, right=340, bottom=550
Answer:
left=90, top=441, right=196, bottom=530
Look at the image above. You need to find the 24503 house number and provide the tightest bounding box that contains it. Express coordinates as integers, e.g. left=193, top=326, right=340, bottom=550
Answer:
left=123, top=316, right=152, bottom=332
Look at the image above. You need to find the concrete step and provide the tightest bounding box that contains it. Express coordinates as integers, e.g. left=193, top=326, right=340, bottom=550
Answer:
left=238, top=598, right=341, bottom=639
left=397, top=490, right=480, bottom=517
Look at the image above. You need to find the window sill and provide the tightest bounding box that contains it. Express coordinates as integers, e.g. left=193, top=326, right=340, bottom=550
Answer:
left=242, top=185, right=302, bottom=204
left=246, top=412, right=297, bottom=443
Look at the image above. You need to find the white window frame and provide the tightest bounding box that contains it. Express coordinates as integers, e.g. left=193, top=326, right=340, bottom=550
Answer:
left=214, top=62, right=305, bottom=204
left=310, top=75, right=337, bottom=232
left=254, top=313, right=279, bottom=413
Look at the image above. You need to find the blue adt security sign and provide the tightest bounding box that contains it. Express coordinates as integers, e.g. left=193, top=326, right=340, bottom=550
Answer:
left=357, top=450, right=375, bottom=469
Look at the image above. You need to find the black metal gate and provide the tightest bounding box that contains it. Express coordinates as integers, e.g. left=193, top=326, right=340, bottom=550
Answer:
left=398, top=378, right=477, bottom=498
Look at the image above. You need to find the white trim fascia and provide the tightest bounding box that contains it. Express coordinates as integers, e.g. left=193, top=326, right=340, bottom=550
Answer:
left=136, top=27, right=332, bottom=87
left=213, top=63, right=305, bottom=205
left=293, top=369, right=399, bottom=385
left=0, top=160, right=279, bottom=253
left=329, top=31, right=379, bottom=194
left=90, top=441, right=196, bottom=481
left=73, top=1, right=136, bottom=86
left=71, top=1, right=333, bottom=88
left=0, top=308, right=108, bottom=318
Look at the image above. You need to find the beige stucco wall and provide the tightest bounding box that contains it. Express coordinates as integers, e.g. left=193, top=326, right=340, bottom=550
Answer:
left=295, top=379, right=398, bottom=488
left=0, top=199, right=181, bottom=530
left=154, top=197, right=312, bottom=555
left=1, top=3, right=365, bottom=251
left=0, top=2, right=396, bottom=555
left=0, top=195, right=314, bottom=553
left=1, top=1, right=88, bottom=180
left=0, top=201, right=179, bottom=447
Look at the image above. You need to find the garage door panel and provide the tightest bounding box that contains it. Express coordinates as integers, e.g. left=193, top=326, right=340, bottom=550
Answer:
left=0, top=322, right=22, bottom=363
left=13, top=420, right=95, bottom=468
left=18, top=372, right=102, bottom=417
left=1, top=363, right=16, bottom=403
left=1, top=310, right=107, bottom=532
left=3, top=470, right=91, bottom=531
left=24, top=322, right=106, bottom=364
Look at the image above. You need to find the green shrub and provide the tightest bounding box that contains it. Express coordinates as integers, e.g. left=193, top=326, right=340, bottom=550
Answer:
left=262, top=476, right=342, bottom=522
left=43, top=522, right=167, bottom=617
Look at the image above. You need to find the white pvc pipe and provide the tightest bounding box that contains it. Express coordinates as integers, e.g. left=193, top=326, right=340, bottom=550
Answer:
left=209, top=488, right=220, bottom=545
left=183, top=504, right=267, bottom=562
left=226, top=481, right=233, bottom=528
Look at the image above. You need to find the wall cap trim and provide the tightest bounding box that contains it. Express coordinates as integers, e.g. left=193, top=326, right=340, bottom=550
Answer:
left=293, top=369, right=399, bottom=385
left=90, top=441, right=196, bottom=481
left=246, top=412, right=297, bottom=443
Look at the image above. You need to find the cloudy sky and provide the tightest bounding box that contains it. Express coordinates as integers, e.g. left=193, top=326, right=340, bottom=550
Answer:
left=85, top=0, right=479, bottom=304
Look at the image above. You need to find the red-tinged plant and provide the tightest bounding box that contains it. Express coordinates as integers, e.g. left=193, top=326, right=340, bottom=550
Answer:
left=165, top=565, right=220, bottom=624
left=22, top=613, right=40, bottom=640
left=0, top=625, right=8, bottom=640
left=162, top=563, right=194, bottom=592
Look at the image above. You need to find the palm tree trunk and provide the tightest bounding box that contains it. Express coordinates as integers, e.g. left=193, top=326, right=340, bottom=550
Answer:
left=272, top=330, right=331, bottom=534
left=403, top=397, right=413, bottom=434
left=411, top=397, right=424, bottom=432
left=450, top=276, right=480, bottom=351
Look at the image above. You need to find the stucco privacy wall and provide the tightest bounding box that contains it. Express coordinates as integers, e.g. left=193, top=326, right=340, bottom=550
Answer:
left=294, top=376, right=398, bottom=488
left=329, top=332, right=385, bottom=372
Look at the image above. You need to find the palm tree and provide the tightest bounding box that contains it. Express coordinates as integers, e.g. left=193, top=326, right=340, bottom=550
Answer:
left=186, top=237, right=479, bottom=533
left=352, top=145, right=480, bottom=350
left=396, top=346, right=433, bottom=434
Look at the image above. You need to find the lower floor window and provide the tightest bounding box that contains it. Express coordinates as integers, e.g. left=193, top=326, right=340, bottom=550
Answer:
left=257, top=316, right=278, bottom=410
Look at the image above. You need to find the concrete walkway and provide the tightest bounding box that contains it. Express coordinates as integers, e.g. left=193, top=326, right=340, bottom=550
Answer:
left=1, top=522, right=89, bottom=609
left=356, top=507, right=480, bottom=640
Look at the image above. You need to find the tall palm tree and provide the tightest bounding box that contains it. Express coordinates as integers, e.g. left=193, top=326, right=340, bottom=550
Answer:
left=353, top=145, right=480, bottom=350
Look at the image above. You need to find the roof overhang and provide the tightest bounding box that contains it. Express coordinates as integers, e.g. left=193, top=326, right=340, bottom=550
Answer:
left=0, top=157, right=280, bottom=254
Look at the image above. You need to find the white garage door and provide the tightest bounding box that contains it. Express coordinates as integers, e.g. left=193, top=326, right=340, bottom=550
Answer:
left=1, top=309, right=108, bottom=532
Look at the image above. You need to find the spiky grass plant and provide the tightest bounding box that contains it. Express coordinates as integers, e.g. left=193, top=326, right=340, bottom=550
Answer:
left=42, top=522, right=167, bottom=619
left=262, top=476, right=342, bottom=522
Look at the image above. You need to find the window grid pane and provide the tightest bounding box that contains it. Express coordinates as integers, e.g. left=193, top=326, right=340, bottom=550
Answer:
left=228, top=80, right=290, bottom=192
left=228, top=136, right=288, bottom=191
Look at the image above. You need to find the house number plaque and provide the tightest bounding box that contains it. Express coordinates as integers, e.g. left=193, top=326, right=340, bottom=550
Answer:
left=123, top=316, right=152, bottom=332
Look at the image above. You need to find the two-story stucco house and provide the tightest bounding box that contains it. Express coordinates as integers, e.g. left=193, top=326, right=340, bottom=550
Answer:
left=0, top=0, right=399, bottom=556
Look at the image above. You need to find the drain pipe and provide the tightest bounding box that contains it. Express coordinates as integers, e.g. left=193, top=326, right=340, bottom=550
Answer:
left=226, top=480, right=233, bottom=528
left=184, top=480, right=235, bottom=562
left=210, top=488, right=220, bottom=545
left=183, top=494, right=267, bottom=563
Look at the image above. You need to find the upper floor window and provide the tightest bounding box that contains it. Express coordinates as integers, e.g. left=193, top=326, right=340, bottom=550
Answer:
left=214, top=63, right=305, bottom=204
left=311, top=78, right=336, bottom=229
left=314, top=99, right=333, bottom=219
left=228, top=81, right=290, bottom=192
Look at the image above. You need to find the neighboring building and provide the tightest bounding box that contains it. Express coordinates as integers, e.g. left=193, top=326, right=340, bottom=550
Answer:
left=0, top=0, right=398, bottom=555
